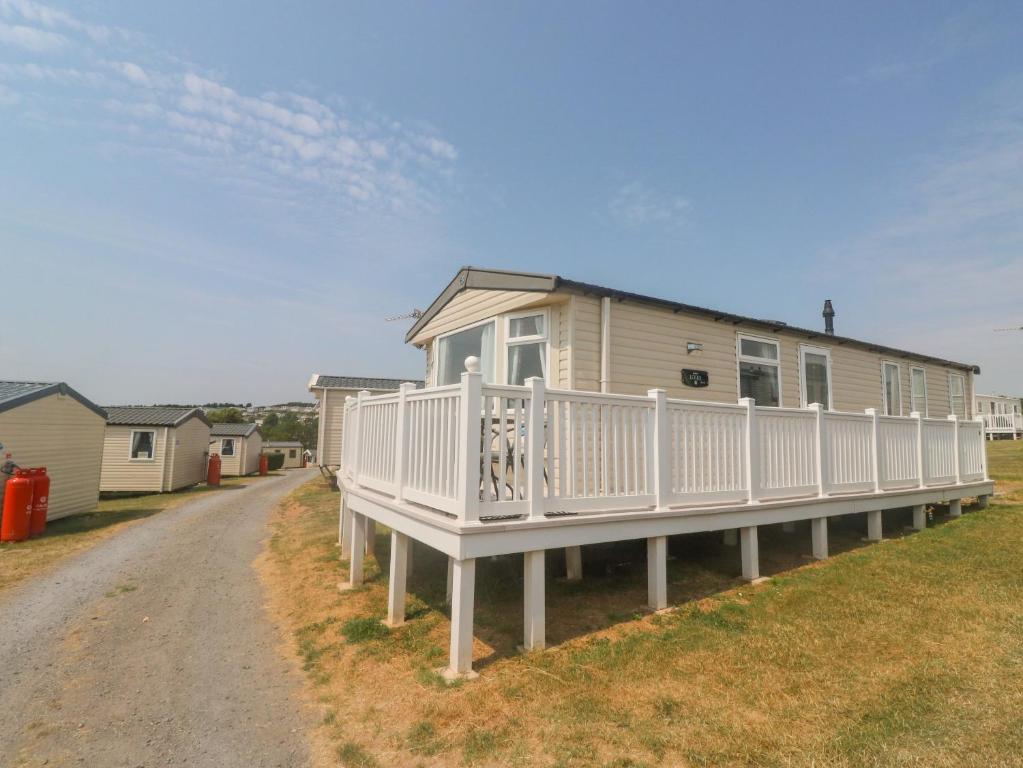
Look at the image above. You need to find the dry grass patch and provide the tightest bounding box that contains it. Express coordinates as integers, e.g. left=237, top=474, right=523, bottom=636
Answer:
left=263, top=445, right=1023, bottom=768
left=0, top=474, right=269, bottom=592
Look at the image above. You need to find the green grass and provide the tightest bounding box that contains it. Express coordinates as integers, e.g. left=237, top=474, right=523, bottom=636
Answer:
left=265, top=443, right=1023, bottom=768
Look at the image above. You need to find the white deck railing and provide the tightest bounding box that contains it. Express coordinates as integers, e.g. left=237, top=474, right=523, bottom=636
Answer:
left=340, top=373, right=990, bottom=524
left=981, top=413, right=1023, bottom=435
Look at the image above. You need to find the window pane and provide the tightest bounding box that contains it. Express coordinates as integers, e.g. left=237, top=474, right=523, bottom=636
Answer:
left=911, top=369, right=926, bottom=415
left=950, top=375, right=966, bottom=418
left=740, top=338, right=778, bottom=360
left=803, top=352, right=829, bottom=408
left=222, top=439, right=235, bottom=456
left=740, top=362, right=779, bottom=406
left=507, top=341, right=546, bottom=385
left=509, top=314, right=544, bottom=338
left=131, top=431, right=154, bottom=459
left=883, top=364, right=900, bottom=415
left=437, top=323, right=495, bottom=385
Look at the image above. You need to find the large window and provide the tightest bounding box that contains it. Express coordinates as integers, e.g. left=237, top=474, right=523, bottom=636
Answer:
left=436, top=321, right=495, bottom=385
left=882, top=362, right=902, bottom=416
left=506, top=311, right=548, bottom=385
left=130, top=430, right=155, bottom=460
left=949, top=373, right=967, bottom=419
left=910, top=367, right=928, bottom=416
left=738, top=334, right=781, bottom=407
left=221, top=438, right=236, bottom=456
left=799, top=345, right=832, bottom=409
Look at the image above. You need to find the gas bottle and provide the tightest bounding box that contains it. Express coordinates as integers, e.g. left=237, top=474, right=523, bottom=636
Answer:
left=258, top=454, right=268, bottom=476
left=1, top=469, right=34, bottom=542
left=207, top=454, right=222, bottom=486
left=29, top=467, right=50, bottom=537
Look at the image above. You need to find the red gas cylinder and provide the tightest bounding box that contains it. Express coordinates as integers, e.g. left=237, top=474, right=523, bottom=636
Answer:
left=29, top=467, right=50, bottom=537
left=1, top=469, right=34, bottom=543
left=207, top=454, right=222, bottom=486
left=258, top=454, right=268, bottom=476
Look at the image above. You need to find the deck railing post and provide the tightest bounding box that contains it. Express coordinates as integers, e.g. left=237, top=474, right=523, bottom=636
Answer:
left=458, top=371, right=483, bottom=524
left=648, top=389, right=670, bottom=510
left=526, top=377, right=547, bottom=519
left=976, top=416, right=990, bottom=480
left=810, top=403, right=826, bottom=496
left=352, top=391, right=370, bottom=488
left=393, top=382, right=414, bottom=502
left=866, top=408, right=881, bottom=492
left=947, top=414, right=960, bottom=484
left=740, top=397, right=760, bottom=504
left=911, top=411, right=925, bottom=488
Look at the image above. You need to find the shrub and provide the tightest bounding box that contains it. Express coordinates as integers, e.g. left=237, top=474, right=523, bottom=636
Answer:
left=265, top=452, right=285, bottom=471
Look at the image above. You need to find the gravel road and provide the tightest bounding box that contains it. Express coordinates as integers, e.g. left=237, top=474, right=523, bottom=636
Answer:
left=0, top=468, right=321, bottom=768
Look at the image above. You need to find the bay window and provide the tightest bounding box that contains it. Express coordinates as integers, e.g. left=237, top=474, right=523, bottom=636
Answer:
left=506, top=311, right=548, bottom=385
left=738, top=334, right=781, bottom=407
left=882, top=362, right=902, bottom=416
left=436, top=321, right=495, bottom=385
left=799, top=345, right=832, bottom=409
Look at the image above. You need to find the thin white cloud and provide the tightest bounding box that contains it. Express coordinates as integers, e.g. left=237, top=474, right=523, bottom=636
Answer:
left=609, top=182, right=690, bottom=228
left=0, top=82, right=19, bottom=105
left=0, top=1, right=458, bottom=216
left=0, top=20, right=66, bottom=51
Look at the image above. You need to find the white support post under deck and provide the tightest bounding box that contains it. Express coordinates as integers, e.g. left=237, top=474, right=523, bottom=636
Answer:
left=647, top=536, right=668, bottom=611
left=564, top=546, right=582, bottom=581
left=811, top=517, right=828, bottom=560
left=339, top=493, right=351, bottom=558
left=364, top=519, right=376, bottom=556
left=346, top=513, right=366, bottom=588
left=740, top=526, right=759, bottom=581
left=446, top=558, right=477, bottom=679
left=523, top=550, right=545, bottom=651
left=445, top=557, right=453, bottom=605
left=386, top=531, right=408, bottom=627
left=867, top=510, right=883, bottom=541
left=912, top=504, right=927, bottom=531
left=949, top=499, right=962, bottom=518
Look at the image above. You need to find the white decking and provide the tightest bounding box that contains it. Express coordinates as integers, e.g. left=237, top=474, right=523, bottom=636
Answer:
left=981, top=413, right=1023, bottom=439
left=338, top=372, right=993, bottom=678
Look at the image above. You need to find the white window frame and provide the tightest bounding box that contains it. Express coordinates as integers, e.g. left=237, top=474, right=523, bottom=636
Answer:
left=221, top=437, right=236, bottom=457
left=128, top=429, right=157, bottom=461
left=504, top=308, right=550, bottom=385
left=798, top=344, right=833, bottom=409
left=910, top=366, right=928, bottom=417
left=736, top=333, right=783, bottom=407
left=432, top=317, right=497, bottom=386
left=881, top=361, right=902, bottom=416
left=948, top=372, right=967, bottom=419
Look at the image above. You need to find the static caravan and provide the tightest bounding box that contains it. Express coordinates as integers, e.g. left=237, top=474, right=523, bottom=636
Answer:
left=0, top=381, right=107, bottom=521
left=975, top=393, right=1022, bottom=439
left=209, top=423, right=262, bottom=476
left=263, top=441, right=304, bottom=469
left=308, top=375, right=424, bottom=468
left=337, top=267, right=993, bottom=679
left=101, top=407, right=211, bottom=492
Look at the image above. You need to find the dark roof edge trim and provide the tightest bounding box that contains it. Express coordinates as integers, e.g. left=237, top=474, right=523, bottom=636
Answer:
left=0, top=382, right=108, bottom=420
left=555, top=278, right=980, bottom=374
left=404, top=266, right=557, bottom=343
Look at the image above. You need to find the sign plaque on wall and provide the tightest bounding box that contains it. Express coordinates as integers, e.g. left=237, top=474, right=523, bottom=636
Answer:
left=681, top=369, right=709, bottom=388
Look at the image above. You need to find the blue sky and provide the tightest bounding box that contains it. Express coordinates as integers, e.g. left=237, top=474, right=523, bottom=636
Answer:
left=2, top=1, right=1022, bottom=405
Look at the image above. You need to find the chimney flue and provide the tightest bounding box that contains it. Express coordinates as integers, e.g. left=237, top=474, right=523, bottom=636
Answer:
left=823, top=299, right=835, bottom=336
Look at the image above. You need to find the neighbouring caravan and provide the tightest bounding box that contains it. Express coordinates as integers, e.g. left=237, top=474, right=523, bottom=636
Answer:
left=405, top=267, right=979, bottom=419
left=209, top=423, right=262, bottom=476
left=0, top=381, right=107, bottom=520
left=263, top=441, right=304, bottom=469
left=975, top=392, right=1022, bottom=439
left=101, top=407, right=211, bottom=492
left=308, top=375, right=424, bottom=468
